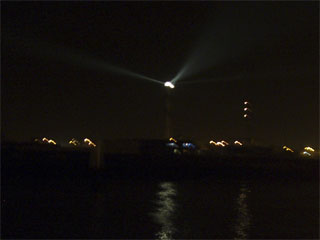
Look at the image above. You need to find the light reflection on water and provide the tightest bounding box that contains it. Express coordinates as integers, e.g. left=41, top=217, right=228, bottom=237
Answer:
left=153, top=182, right=177, bottom=240
left=234, top=182, right=251, bottom=240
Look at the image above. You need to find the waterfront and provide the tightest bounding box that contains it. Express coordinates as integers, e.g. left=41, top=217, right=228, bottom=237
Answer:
left=2, top=171, right=318, bottom=239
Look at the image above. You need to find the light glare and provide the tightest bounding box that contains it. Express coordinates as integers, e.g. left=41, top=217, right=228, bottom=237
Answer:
left=164, top=81, right=175, bottom=89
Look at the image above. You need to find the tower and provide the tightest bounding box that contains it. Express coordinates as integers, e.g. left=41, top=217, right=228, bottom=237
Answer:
left=243, top=100, right=253, bottom=144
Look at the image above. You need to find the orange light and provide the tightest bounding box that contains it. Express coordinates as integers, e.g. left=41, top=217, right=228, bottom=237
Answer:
left=221, top=140, right=229, bottom=145
left=84, top=138, right=96, bottom=147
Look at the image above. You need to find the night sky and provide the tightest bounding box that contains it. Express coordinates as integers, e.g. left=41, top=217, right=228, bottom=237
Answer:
left=2, top=2, right=319, bottom=149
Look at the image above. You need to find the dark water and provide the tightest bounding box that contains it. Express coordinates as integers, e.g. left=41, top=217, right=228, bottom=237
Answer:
left=2, top=173, right=319, bottom=239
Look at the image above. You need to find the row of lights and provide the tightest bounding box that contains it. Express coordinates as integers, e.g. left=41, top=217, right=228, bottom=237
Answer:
left=302, top=146, right=314, bottom=156
left=209, top=140, right=243, bottom=147
left=243, top=101, right=251, bottom=119
left=69, top=138, right=96, bottom=147
left=35, top=137, right=96, bottom=147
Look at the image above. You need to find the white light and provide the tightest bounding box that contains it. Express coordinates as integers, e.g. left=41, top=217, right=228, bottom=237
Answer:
left=164, top=81, right=175, bottom=89
left=303, top=151, right=311, bottom=156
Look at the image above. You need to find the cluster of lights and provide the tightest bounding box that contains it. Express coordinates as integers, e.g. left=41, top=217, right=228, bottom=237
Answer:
left=69, top=138, right=80, bottom=146
left=210, top=140, right=243, bottom=147
left=182, top=142, right=196, bottom=149
left=168, top=138, right=195, bottom=149
left=283, top=146, right=294, bottom=152
left=84, top=138, right=96, bottom=147
left=301, top=146, right=315, bottom=157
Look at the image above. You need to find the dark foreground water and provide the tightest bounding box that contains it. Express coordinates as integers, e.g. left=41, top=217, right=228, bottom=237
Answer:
left=2, top=172, right=318, bottom=239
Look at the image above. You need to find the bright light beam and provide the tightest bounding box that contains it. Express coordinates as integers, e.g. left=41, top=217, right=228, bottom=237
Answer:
left=19, top=37, right=163, bottom=85
left=171, top=63, right=191, bottom=84
left=52, top=49, right=163, bottom=85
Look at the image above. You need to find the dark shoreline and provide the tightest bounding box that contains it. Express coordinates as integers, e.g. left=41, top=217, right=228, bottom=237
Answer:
left=2, top=143, right=318, bottom=183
